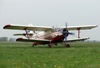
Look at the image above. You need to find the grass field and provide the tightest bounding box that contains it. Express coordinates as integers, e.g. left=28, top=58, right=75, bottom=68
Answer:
left=0, top=42, right=100, bottom=68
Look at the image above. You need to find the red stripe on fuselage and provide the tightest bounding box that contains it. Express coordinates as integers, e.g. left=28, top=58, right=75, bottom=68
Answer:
left=51, top=35, right=64, bottom=43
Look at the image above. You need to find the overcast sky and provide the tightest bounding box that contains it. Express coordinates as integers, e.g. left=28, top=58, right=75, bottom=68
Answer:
left=0, top=0, right=100, bottom=40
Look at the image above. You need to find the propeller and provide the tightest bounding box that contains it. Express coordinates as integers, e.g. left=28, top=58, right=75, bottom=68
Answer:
left=62, top=22, right=74, bottom=41
left=62, top=23, right=69, bottom=41
left=64, top=22, right=74, bottom=35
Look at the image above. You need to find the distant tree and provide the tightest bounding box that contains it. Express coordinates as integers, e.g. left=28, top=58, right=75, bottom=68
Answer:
left=0, top=37, right=8, bottom=41
left=9, top=38, right=16, bottom=42
left=93, top=40, right=96, bottom=42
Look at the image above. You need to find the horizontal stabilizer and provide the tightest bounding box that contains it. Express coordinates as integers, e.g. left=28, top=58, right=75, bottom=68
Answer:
left=14, top=33, right=33, bottom=36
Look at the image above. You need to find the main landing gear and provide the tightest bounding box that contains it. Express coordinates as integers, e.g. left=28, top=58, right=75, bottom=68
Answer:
left=63, top=42, right=70, bottom=48
left=48, top=43, right=70, bottom=48
left=48, top=43, right=58, bottom=48
left=65, top=44, right=70, bottom=47
left=32, top=43, right=70, bottom=48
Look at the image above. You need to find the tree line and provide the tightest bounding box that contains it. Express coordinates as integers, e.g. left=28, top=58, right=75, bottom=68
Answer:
left=0, top=37, right=16, bottom=42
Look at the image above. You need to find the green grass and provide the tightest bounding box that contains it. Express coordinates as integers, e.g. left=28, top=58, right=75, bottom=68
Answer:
left=0, top=42, right=100, bottom=68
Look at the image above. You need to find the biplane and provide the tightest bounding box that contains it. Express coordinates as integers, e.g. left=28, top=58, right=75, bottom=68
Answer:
left=3, top=23, right=98, bottom=48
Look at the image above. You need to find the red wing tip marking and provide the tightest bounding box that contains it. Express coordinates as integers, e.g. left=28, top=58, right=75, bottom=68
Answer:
left=16, top=38, right=23, bottom=41
left=3, top=24, right=11, bottom=29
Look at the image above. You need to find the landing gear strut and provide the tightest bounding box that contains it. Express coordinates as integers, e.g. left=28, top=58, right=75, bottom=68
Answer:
left=63, top=42, right=70, bottom=48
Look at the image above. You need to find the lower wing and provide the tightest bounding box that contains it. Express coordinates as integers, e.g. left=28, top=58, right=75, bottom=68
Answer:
left=66, top=37, right=89, bottom=42
left=16, top=37, right=89, bottom=43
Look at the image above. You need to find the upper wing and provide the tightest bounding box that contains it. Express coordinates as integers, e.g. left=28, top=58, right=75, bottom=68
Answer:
left=67, top=25, right=98, bottom=30
left=3, top=24, right=97, bottom=31
left=3, top=24, right=52, bottom=31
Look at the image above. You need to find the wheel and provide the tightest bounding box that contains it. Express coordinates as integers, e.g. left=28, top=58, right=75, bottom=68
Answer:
left=65, top=44, right=70, bottom=48
left=55, top=43, right=58, bottom=46
left=48, top=44, right=51, bottom=48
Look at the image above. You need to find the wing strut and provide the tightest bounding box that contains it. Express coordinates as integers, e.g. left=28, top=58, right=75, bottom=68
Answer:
left=24, top=28, right=30, bottom=39
left=77, top=28, right=81, bottom=38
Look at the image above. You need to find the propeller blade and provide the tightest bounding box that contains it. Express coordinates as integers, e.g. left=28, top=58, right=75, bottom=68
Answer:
left=68, top=32, right=75, bottom=35
left=62, top=22, right=68, bottom=41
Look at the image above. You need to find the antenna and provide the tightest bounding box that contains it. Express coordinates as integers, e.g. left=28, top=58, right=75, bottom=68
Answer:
left=65, top=22, right=68, bottom=28
left=56, top=23, right=58, bottom=28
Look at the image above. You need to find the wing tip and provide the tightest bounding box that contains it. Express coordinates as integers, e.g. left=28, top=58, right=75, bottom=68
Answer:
left=85, top=37, right=90, bottom=40
left=16, top=38, right=23, bottom=41
left=3, top=24, right=11, bottom=29
left=92, top=25, right=98, bottom=27
left=96, top=25, right=98, bottom=27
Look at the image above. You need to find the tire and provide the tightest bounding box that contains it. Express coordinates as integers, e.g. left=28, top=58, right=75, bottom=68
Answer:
left=66, top=44, right=70, bottom=48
